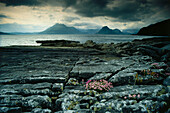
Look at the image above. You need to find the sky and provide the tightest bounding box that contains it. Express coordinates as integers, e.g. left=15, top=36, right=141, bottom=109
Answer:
left=0, top=0, right=170, bottom=32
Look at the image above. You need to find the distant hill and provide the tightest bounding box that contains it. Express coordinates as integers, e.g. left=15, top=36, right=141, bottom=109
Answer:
left=97, top=26, right=123, bottom=34
left=0, top=31, right=10, bottom=35
left=40, top=23, right=82, bottom=34
left=122, top=29, right=139, bottom=35
left=137, top=19, right=170, bottom=36
left=0, top=23, right=45, bottom=33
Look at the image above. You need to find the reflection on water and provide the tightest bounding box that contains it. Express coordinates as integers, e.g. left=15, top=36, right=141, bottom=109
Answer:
left=0, top=34, right=160, bottom=47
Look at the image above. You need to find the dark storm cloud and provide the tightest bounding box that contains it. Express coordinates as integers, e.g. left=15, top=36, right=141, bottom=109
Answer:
left=0, top=0, right=169, bottom=22
left=0, top=14, right=7, bottom=21
left=0, top=0, right=40, bottom=6
left=73, top=22, right=101, bottom=28
left=69, top=0, right=170, bottom=21
left=0, top=14, right=8, bottom=18
left=0, top=14, right=11, bottom=21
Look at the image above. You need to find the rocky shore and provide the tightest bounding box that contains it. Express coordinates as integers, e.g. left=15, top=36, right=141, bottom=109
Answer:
left=0, top=37, right=170, bottom=113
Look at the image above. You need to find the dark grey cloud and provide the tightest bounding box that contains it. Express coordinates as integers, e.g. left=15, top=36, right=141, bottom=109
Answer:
left=69, top=0, right=170, bottom=22
left=73, top=22, right=101, bottom=29
left=0, top=0, right=40, bottom=6
left=63, top=17, right=79, bottom=22
left=0, top=14, right=8, bottom=18
left=0, top=0, right=169, bottom=22
left=0, top=14, right=11, bottom=21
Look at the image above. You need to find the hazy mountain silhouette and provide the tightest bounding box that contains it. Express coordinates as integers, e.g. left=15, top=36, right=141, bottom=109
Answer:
left=137, top=19, right=170, bottom=36
left=97, top=26, right=123, bottom=34
left=41, top=23, right=82, bottom=34
left=122, top=29, right=139, bottom=34
left=0, top=23, right=45, bottom=33
left=0, top=31, right=10, bottom=35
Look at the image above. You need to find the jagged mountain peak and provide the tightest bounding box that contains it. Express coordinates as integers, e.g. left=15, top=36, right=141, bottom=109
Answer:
left=97, top=26, right=123, bottom=34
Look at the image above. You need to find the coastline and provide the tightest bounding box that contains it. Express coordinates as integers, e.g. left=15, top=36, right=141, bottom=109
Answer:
left=0, top=37, right=170, bottom=112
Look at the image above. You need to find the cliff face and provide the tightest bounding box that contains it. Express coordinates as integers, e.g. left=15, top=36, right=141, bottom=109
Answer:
left=137, top=19, right=170, bottom=36
left=97, top=26, right=123, bottom=34
left=40, top=23, right=81, bottom=34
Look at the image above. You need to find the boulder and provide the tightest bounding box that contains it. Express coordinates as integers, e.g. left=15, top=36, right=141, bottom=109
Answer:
left=83, top=40, right=97, bottom=48
left=0, top=107, right=22, bottom=113
left=163, top=76, right=170, bottom=86
left=31, top=108, right=52, bottom=113
left=22, top=95, right=52, bottom=110
left=36, top=40, right=81, bottom=47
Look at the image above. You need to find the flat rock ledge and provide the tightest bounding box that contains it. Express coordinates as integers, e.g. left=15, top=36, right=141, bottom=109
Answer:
left=0, top=37, right=170, bottom=113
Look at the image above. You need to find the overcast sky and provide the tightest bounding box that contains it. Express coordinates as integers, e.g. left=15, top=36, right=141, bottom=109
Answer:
left=0, top=0, right=170, bottom=32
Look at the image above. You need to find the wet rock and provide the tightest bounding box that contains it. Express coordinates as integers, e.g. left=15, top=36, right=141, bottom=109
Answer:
left=55, top=109, right=92, bottom=113
left=61, top=94, right=81, bottom=110
left=57, top=93, right=97, bottom=111
left=0, top=83, right=58, bottom=96
left=80, top=96, right=97, bottom=105
left=90, top=100, right=131, bottom=112
left=98, top=85, right=163, bottom=101
left=52, top=83, right=64, bottom=92
left=78, top=103, right=89, bottom=109
left=31, top=108, right=52, bottom=113
left=22, top=95, right=52, bottom=110
left=0, top=107, right=22, bottom=113
left=66, top=78, right=79, bottom=86
left=54, top=111, right=63, bottom=113
left=36, top=40, right=81, bottom=47
left=70, top=58, right=134, bottom=80
left=161, top=44, right=170, bottom=51
left=21, top=77, right=66, bottom=84
left=88, top=73, right=112, bottom=80
left=138, top=47, right=160, bottom=60
left=122, top=100, right=157, bottom=113
left=161, top=52, right=170, bottom=62
left=70, top=64, right=118, bottom=79
left=83, top=40, right=97, bottom=48
left=139, top=45, right=163, bottom=55
left=1, top=40, right=170, bottom=112
left=163, top=76, right=170, bottom=86
left=0, top=95, right=22, bottom=107
left=151, top=69, right=165, bottom=73
left=109, top=72, right=136, bottom=85
left=100, top=43, right=115, bottom=52
left=0, top=77, right=66, bottom=84
left=20, top=89, right=58, bottom=96
left=55, top=98, right=64, bottom=111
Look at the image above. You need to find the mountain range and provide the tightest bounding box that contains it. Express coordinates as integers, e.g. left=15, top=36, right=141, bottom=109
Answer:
left=0, top=22, right=138, bottom=35
left=1, top=19, right=170, bottom=35
left=40, top=24, right=124, bottom=34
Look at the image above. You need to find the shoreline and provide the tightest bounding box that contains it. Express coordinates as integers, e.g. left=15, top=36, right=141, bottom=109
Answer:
left=0, top=35, right=168, bottom=47
left=0, top=36, right=170, bottom=112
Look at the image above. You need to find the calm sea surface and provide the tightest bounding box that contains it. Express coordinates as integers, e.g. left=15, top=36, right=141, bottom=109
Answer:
left=0, top=34, right=160, bottom=47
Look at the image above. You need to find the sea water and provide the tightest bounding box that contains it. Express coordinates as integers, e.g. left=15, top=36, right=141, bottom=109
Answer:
left=0, top=34, right=160, bottom=47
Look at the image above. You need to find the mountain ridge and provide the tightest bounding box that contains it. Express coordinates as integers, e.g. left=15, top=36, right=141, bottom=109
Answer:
left=0, top=31, right=11, bottom=35
left=40, top=23, right=82, bottom=34
left=97, top=26, right=123, bottom=34
left=137, top=19, right=170, bottom=36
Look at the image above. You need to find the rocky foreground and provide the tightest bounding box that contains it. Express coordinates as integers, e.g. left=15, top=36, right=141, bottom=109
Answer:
left=0, top=37, right=170, bottom=113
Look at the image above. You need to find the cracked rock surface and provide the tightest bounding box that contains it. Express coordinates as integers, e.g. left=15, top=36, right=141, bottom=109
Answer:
left=0, top=45, right=170, bottom=113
